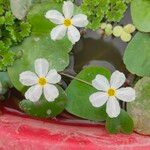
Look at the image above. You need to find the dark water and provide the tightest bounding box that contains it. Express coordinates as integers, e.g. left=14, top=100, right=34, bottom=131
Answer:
left=1, top=7, right=132, bottom=118
left=64, top=7, right=132, bottom=79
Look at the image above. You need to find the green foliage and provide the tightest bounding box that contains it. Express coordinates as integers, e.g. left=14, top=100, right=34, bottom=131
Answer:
left=54, top=0, right=73, bottom=3
left=27, top=2, right=81, bottom=36
left=65, top=67, right=110, bottom=121
left=0, top=0, right=31, bottom=71
left=123, top=32, right=150, bottom=77
left=106, top=109, right=134, bottom=134
left=0, top=72, right=12, bottom=96
left=131, top=0, right=150, bottom=32
left=20, top=85, right=67, bottom=118
left=81, top=0, right=130, bottom=30
left=7, top=34, right=72, bottom=92
left=127, top=77, right=150, bottom=135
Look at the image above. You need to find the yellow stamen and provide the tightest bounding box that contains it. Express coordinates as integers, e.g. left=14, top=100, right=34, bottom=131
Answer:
left=38, top=77, right=47, bottom=86
left=107, top=88, right=116, bottom=97
left=64, top=19, right=72, bottom=27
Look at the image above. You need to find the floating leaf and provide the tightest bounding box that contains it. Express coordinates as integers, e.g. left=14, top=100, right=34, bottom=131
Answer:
left=20, top=85, right=67, bottom=118
left=105, top=24, right=113, bottom=36
left=106, top=109, right=134, bottom=134
left=127, top=77, right=150, bottom=135
left=120, top=31, right=131, bottom=42
left=131, top=0, right=150, bottom=32
left=7, top=34, right=72, bottom=92
left=27, top=2, right=81, bottom=36
left=65, top=67, right=111, bottom=121
left=123, top=24, right=136, bottom=34
left=113, top=26, right=123, bottom=37
left=123, top=32, right=150, bottom=76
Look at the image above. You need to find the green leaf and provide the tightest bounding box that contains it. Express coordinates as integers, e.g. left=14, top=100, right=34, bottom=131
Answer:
left=123, top=24, right=136, bottom=34
left=131, top=0, right=150, bottom=32
left=19, top=85, right=67, bottom=118
left=0, top=72, right=12, bottom=95
left=123, top=32, right=150, bottom=77
left=65, top=67, right=111, bottom=121
left=0, top=0, right=31, bottom=71
left=113, top=26, right=123, bottom=37
left=106, top=109, right=134, bottom=134
left=10, top=0, right=32, bottom=20
left=120, top=31, right=131, bottom=42
left=81, top=0, right=129, bottom=30
left=27, top=2, right=81, bottom=36
left=127, top=77, right=150, bottom=135
left=7, top=34, right=72, bottom=92
left=27, top=2, right=58, bottom=36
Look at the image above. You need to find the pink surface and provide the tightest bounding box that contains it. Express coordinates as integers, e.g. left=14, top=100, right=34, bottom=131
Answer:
left=0, top=109, right=150, bottom=150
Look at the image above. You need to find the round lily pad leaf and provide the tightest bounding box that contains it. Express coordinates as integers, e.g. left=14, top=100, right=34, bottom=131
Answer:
left=127, top=77, right=150, bottom=135
left=65, top=67, right=111, bottom=121
left=106, top=109, right=134, bottom=134
left=113, top=26, right=123, bottom=37
left=7, top=34, right=72, bottom=92
left=123, top=32, right=150, bottom=77
left=27, top=2, right=81, bottom=36
left=27, top=2, right=60, bottom=36
left=131, top=0, right=150, bottom=32
left=19, top=85, right=67, bottom=118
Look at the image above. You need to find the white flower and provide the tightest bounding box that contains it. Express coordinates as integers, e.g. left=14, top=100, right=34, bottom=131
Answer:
left=45, top=1, right=89, bottom=44
left=89, top=71, right=136, bottom=118
left=19, top=58, right=61, bottom=102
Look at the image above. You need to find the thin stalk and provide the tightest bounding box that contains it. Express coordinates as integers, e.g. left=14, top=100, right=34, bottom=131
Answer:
left=60, top=72, right=92, bottom=87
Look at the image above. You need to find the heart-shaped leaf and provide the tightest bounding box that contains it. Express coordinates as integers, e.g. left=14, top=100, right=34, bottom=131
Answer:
left=106, top=109, right=134, bottom=134
left=7, top=34, right=72, bottom=92
left=127, top=77, right=150, bottom=135
left=131, top=0, right=150, bottom=32
left=123, top=32, right=150, bottom=77
left=19, top=85, right=67, bottom=118
left=65, top=67, right=111, bottom=121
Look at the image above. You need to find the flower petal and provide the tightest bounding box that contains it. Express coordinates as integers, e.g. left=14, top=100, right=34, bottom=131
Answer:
left=89, top=92, right=108, bottom=107
left=110, top=70, right=126, bottom=89
left=44, top=84, right=59, bottom=102
left=25, top=85, right=42, bottom=102
left=46, top=69, right=61, bottom=84
left=51, top=25, right=67, bottom=40
left=67, top=26, right=80, bottom=44
left=72, top=14, right=89, bottom=27
left=106, top=97, right=120, bottom=118
left=92, top=74, right=110, bottom=91
left=19, top=71, right=38, bottom=86
left=116, top=87, right=136, bottom=102
left=63, top=1, right=74, bottom=18
left=45, top=10, right=64, bottom=24
left=34, top=58, right=49, bottom=77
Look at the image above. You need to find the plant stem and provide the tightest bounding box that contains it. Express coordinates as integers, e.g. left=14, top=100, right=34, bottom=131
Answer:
left=60, top=72, right=92, bottom=87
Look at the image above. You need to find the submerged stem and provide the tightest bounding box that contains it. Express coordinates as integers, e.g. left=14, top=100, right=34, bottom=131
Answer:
left=60, top=72, right=92, bottom=87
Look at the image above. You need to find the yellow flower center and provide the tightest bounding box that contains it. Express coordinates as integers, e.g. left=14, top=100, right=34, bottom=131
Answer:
left=64, top=19, right=72, bottom=27
left=107, top=88, right=116, bottom=97
left=38, top=77, right=47, bottom=86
